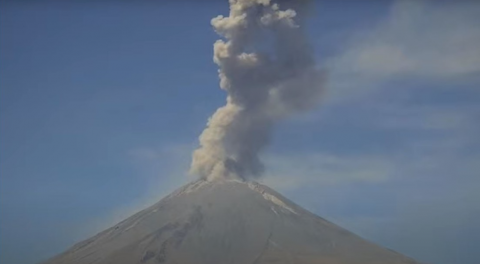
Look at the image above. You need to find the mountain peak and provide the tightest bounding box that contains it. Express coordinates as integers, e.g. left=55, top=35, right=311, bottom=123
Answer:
left=43, top=180, right=418, bottom=264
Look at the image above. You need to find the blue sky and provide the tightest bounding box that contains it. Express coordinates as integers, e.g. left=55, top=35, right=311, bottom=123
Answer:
left=1, top=1, right=479, bottom=264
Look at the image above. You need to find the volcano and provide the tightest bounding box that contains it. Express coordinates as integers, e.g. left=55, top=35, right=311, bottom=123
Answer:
left=43, top=179, right=418, bottom=264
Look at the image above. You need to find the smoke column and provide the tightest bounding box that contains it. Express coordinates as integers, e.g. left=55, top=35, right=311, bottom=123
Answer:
left=190, top=0, right=324, bottom=181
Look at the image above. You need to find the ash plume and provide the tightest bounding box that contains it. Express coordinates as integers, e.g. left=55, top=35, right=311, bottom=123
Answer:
left=190, top=0, right=325, bottom=181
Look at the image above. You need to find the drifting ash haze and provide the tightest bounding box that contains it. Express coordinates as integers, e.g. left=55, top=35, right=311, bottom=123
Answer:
left=42, top=1, right=420, bottom=264
left=190, top=0, right=325, bottom=181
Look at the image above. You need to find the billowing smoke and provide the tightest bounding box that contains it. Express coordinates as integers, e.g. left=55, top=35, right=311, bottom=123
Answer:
left=190, top=0, right=324, bottom=181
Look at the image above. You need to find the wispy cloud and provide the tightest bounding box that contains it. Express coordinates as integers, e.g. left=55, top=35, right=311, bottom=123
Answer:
left=326, top=1, right=480, bottom=101
left=261, top=152, right=393, bottom=190
left=373, top=104, right=476, bottom=131
left=266, top=98, right=479, bottom=191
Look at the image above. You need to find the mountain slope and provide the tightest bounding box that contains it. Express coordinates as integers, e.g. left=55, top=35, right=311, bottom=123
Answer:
left=43, top=179, right=418, bottom=264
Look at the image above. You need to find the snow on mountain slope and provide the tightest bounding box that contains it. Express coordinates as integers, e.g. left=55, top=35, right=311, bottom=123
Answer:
left=42, top=179, right=418, bottom=264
